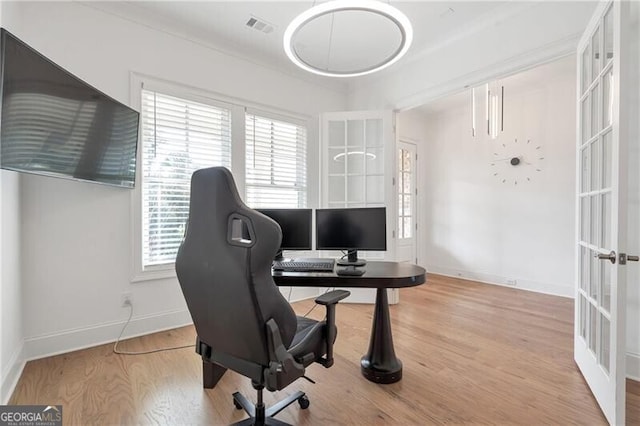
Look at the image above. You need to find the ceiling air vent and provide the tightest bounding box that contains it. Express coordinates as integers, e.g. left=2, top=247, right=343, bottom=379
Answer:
left=246, top=16, right=274, bottom=34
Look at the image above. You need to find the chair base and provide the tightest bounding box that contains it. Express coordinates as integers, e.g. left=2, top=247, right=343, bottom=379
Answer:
left=231, top=390, right=307, bottom=426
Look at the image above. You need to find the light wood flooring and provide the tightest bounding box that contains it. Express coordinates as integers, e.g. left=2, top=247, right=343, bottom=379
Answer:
left=10, top=274, right=640, bottom=425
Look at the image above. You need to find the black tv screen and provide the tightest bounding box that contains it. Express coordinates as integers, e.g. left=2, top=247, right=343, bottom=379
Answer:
left=0, top=29, right=139, bottom=188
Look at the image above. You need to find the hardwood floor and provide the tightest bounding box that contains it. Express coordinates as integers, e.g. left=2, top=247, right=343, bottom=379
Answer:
left=10, top=274, right=639, bottom=425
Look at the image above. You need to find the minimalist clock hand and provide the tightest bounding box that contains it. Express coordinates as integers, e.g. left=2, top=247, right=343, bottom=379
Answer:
left=491, top=155, right=521, bottom=162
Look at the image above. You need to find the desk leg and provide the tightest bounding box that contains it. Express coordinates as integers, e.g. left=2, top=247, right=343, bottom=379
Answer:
left=360, top=288, right=402, bottom=384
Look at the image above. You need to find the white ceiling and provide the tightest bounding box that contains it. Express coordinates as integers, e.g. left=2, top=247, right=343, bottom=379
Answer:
left=89, top=1, right=517, bottom=85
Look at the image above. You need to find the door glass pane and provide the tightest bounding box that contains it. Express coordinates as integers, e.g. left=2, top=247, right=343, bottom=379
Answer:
left=602, top=131, right=612, bottom=188
left=590, top=196, right=599, bottom=246
left=603, top=69, right=613, bottom=128
left=348, top=176, right=365, bottom=202
left=329, top=148, right=346, bottom=174
left=590, top=251, right=600, bottom=301
left=367, top=148, right=384, bottom=175
left=600, top=316, right=610, bottom=373
left=580, top=246, right=589, bottom=291
left=402, top=173, right=411, bottom=193
left=403, top=150, right=411, bottom=171
left=366, top=175, right=384, bottom=203
left=591, top=27, right=601, bottom=81
left=328, top=121, right=345, bottom=147
left=398, top=217, right=403, bottom=239
left=603, top=5, right=614, bottom=66
left=403, top=194, right=411, bottom=215
left=591, top=140, right=600, bottom=191
left=581, top=96, right=590, bottom=143
left=403, top=217, right=412, bottom=238
left=602, top=260, right=611, bottom=313
left=347, top=120, right=364, bottom=148
left=591, top=84, right=599, bottom=137
left=328, top=176, right=345, bottom=203
left=581, top=43, right=591, bottom=94
left=581, top=196, right=589, bottom=242
left=365, top=119, right=383, bottom=147
left=347, top=151, right=366, bottom=175
left=602, top=192, right=611, bottom=249
left=581, top=146, right=589, bottom=192
left=580, top=295, right=587, bottom=339
left=589, top=303, right=597, bottom=353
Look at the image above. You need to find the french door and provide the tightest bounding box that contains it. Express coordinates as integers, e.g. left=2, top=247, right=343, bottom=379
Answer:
left=574, top=2, right=634, bottom=424
left=320, top=110, right=397, bottom=303
left=396, top=141, right=417, bottom=264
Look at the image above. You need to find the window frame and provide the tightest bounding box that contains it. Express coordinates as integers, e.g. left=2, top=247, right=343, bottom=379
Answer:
left=130, top=73, right=310, bottom=282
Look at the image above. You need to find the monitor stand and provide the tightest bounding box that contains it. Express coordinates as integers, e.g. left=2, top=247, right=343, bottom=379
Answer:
left=336, top=250, right=366, bottom=267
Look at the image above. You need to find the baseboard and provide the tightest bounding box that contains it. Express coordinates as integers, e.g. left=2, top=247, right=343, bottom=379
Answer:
left=21, top=287, right=316, bottom=362
left=426, top=265, right=573, bottom=298
left=24, top=308, right=193, bottom=362
left=628, top=352, right=640, bottom=381
left=281, top=286, right=318, bottom=303
left=1, top=342, right=25, bottom=405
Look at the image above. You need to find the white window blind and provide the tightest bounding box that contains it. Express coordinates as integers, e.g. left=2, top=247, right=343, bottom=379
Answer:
left=245, top=112, right=307, bottom=208
left=141, top=89, right=232, bottom=267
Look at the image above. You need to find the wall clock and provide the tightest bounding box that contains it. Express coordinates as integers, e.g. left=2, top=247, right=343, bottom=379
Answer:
left=490, top=138, right=543, bottom=185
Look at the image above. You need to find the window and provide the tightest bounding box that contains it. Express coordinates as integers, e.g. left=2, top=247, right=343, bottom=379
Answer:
left=245, top=111, right=307, bottom=208
left=140, top=89, right=232, bottom=267
left=132, top=76, right=310, bottom=280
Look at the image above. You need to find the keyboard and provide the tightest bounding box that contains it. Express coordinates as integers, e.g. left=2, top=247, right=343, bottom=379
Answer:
left=273, top=259, right=335, bottom=272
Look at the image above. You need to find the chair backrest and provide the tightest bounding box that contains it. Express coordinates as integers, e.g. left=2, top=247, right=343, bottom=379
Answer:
left=175, top=167, right=297, bottom=366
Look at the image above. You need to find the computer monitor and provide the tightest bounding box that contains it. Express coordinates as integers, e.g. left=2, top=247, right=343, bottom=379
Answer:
left=257, top=209, right=312, bottom=260
left=316, top=207, right=387, bottom=266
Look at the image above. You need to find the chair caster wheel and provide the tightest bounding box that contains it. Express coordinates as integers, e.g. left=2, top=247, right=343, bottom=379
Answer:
left=233, top=399, right=242, bottom=410
left=298, top=395, right=310, bottom=409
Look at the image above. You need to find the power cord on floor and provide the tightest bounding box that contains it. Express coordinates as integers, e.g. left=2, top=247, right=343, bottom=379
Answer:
left=113, top=302, right=192, bottom=355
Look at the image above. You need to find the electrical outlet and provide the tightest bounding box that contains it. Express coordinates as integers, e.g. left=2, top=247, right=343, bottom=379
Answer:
left=121, top=292, right=132, bottom=307
left=506, top=279, right=517, bottom=286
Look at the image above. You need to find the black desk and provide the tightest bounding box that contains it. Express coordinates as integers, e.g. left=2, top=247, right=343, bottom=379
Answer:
left=273, top=261, right=426, bottom=384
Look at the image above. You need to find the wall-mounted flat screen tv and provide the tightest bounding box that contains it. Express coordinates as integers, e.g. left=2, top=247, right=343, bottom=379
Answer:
left=0, top=28, right=139, bottom=188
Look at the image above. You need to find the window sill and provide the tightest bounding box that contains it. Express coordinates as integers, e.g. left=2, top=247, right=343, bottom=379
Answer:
left=131, top=265, right=177, bottom=283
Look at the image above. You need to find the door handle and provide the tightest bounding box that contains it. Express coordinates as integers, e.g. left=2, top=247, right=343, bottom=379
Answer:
left=594, top=251, right=639, bottom=265
left=596, top=251, right=616, bottom=264
left=619, top=253, right=639, bottom=265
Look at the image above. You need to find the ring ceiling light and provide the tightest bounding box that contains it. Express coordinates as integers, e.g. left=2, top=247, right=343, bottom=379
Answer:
left=284, top=0, right=413, bottom=78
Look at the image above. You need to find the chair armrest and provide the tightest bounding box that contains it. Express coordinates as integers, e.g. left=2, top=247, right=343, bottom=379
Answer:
left=315, top=290, right=350, bottom=368
left=315, top=289, right=350, bottom=306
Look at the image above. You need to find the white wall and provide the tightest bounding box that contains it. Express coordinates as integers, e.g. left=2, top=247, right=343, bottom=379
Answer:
left=407, top=56, right=577, bottom=297
left=0, top=1, right=25, bottom=405
left=3, top=1, right=347, bottom=361
left=347, top=1, right=597, bottom=111
left=1, top=171, right=22, bottom=403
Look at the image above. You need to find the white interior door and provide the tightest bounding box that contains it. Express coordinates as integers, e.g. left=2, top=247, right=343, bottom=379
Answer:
left=396, top=141, right=417, bottom=263
left=575, top=2, right=632, bottom=424
left=320, top=110, right=397, bottom=303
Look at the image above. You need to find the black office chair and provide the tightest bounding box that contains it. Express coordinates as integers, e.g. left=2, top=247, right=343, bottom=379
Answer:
left=175, top=167, right=349, bottom=426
